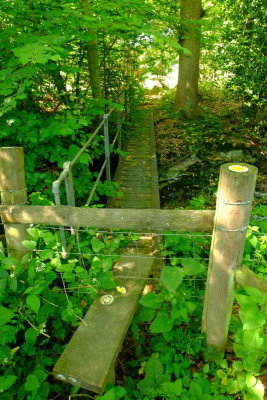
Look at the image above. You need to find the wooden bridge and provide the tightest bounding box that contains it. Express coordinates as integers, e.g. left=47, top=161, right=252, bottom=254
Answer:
left=53, top=109, right=162, bottom=393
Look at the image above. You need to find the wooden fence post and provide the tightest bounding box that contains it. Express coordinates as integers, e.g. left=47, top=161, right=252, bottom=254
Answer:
left=0, top=147, right=29, bottom=259
left=202, top=163, right=258, bottom=351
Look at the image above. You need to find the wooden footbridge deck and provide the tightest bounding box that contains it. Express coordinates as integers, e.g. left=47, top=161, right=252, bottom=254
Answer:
left=108, top=109, right=160, bottom=209
left=53, top=109, right=162, bottom=393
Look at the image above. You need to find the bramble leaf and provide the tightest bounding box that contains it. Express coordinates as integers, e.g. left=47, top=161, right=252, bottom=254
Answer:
left=26, top=294, right=40, bottom=313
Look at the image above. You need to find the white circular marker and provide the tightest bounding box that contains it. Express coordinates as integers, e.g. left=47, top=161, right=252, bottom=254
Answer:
left=100, top=294, right=114, bottom=305
left=228, top=165, right=248, bottom=173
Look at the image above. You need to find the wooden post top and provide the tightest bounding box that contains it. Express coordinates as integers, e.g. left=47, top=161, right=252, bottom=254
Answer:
left=220, top=163, right=258, bottom=176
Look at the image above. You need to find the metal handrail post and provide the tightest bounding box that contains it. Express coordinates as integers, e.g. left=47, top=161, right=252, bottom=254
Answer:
left=103, top=113, right=111, bottom=182
left=64, top=161, right=76, bottom=237
left=52, top=180, right=67, bottom=258
left=118, top=111, right=122, bottom=151
left=64, top=161, right=75, bottom=207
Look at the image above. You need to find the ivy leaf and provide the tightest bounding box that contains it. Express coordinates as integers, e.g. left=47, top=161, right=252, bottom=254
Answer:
left=160, top=266, right=183, bottom=292
left=150, top=312, right=173, bottom=333
left=0, top=305, right=15, bottom=326
left=26, top=294, right=40, bottom=313
left=91, top=237, right=105, bottom=253
left=0, top=375, right=17, bottom=393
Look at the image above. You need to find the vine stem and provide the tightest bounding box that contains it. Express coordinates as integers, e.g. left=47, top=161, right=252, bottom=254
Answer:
left=18, top=310, right=50, bottom=338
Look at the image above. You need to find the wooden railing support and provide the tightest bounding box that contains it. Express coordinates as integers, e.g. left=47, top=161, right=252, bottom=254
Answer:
left=0, top=147, right=29, bottom=259
left=202, top=163, right=258, bottom=351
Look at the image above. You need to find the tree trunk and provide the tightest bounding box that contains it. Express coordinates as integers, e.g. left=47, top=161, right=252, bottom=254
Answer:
left=174, top=0, right=202, bottom=118
left=80, top=0, right=102, bottom=99
left=87, top=30, right=102, bottom=99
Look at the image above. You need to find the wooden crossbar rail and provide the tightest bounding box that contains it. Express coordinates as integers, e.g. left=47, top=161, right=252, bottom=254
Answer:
left=0, top=205, right=215, bottom=232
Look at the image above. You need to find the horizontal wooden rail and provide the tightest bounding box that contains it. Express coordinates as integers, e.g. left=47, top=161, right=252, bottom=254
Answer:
left=0, top=205, right=215, bottom=232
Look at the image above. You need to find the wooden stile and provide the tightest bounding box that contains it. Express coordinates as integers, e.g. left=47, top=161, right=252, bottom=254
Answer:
left=202, top=163, right=258, bottom=351
left=0, top=147, right=29, bottom=259
left=0, top=206, right=215, bottom=233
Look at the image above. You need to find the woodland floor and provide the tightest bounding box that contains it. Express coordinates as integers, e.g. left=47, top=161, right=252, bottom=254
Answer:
left=145, top=88, right=266, bottom=209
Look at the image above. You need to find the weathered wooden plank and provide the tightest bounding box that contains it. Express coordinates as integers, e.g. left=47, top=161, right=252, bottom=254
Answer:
left=0, top=205, right=215, bottom=232
left=53, top=249, right=156, bottom=393
left=235, top=266, right=267, bottom=294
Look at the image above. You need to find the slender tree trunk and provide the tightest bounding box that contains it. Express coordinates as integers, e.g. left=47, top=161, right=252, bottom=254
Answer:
left=47, top=61, right=70, bottom=105
left=80, top=0, right=102, bottom=99
left=174, top=0, right=202, bottom=118
left=87, top=29, right=102, bottom=99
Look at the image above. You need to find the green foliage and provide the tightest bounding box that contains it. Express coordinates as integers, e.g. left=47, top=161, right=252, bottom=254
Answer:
left=0, top=0, right=149, bottom=201
left=0, top=225, right=130, bottom=399
left=202, top=0, right=266, bottom=109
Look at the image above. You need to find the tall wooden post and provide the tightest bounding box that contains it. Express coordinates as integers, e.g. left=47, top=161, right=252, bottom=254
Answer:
left=202, top=163, right=258, bottom=351
left=0, top=147, right=29, bottom=259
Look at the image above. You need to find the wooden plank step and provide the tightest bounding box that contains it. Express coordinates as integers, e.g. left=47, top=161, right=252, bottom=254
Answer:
left=53, top=248, right=155, bottom=393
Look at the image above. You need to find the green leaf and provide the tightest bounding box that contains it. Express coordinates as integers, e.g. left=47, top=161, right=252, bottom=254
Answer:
left=160, top=266, right=183, bottom=292
left=246, top=379, right=265, bottom=400
left=162, top=379, right=183, bottom=395
left=27, top=228, right=40, bottom=241
left=0, top=305, right=14, bottom=327
left=0, top=325, right=18, bottom=345
left=0, top=375, right=17, bottom=393
left=26, top=294, right=40, bottom=313
left=181, top=258, right=205, bottom=276
left=150, top=312, right=173, bottom=333
left=189, top=381, right=203, bottom=400
left=8, top=275, right=17, bottom=293
left=139, top=292, right=163, bottom=309
left=145, top=354, right=164, bottom=382
left=137, top=308, right=155, bottom=322
left=22, top=240, right=36, bottom=250
left=25, top=374, right=40, bottom=392
left=39, top=249, right=53, bottom=260
left=102, top=257, right=113, bottom=271
left=137, top=378, right=157, bottom=397
left=232, top=361, right=243, bottom=371
left=25, top=328, right=38, bottom=345
left=97, top=386, right=126, bottom=400
left=217, top=369, right=227, bottom=379
left=91, top=237, right=105, bottom=253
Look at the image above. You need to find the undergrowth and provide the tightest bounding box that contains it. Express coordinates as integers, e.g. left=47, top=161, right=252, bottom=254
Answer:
left=0, top=208, right=266, bottom=399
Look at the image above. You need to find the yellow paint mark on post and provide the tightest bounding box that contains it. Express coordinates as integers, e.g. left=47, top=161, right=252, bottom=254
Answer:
left=228, top=165, right=248, bottom=173
left=116, top=286, right=126, bottom=294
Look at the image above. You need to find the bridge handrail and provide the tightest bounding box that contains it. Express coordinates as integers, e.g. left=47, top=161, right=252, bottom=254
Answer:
left=51, top=106, right=123, bottom=255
